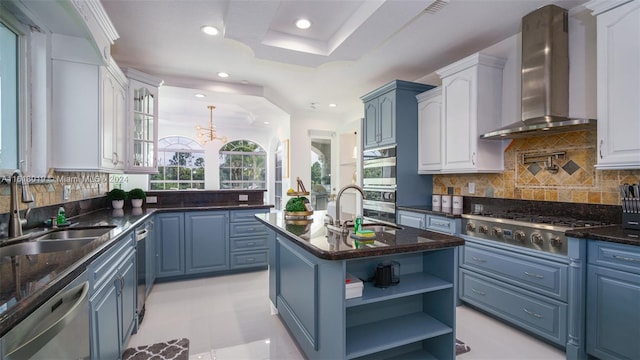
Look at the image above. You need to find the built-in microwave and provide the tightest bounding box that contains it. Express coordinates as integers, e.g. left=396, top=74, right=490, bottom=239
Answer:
left=362, top=146, right=396, bottom=187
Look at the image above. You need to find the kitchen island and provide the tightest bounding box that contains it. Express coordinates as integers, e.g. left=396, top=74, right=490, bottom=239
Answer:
left=256, top=211, right=464, bottom=360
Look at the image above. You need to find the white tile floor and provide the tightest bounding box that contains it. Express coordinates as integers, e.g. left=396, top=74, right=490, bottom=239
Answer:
left=128, top=270, right=566, bottom=359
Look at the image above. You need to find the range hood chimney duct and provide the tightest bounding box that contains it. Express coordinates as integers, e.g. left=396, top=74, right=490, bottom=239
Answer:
left=480, top=4, right=596, bottom=139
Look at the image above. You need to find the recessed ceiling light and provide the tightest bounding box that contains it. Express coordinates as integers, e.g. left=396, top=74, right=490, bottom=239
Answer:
left=328, top=103, right=337, bottom=107
left=217, top=72, right=229, bottom=78
left=296, top=18, right=311, bottom=29
left=201, top=25, right=219, bottom=36
left=263, top=121, right=270, bottom=125
left=194, top=93, right=206, bottom=98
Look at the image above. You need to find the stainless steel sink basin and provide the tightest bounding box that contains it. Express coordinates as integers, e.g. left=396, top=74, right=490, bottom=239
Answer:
left=0, top=238, right=96, bottom=257
left=31, top=226, right=116, bottom=241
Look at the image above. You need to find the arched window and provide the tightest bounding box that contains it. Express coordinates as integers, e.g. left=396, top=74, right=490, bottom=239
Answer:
left=149, top=136, right=205, bottom=190
left=219, top=140, right=266, bottom=189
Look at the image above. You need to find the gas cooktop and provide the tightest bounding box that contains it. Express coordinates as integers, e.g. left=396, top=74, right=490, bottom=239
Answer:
left=461, top=212, right=611, bottom=256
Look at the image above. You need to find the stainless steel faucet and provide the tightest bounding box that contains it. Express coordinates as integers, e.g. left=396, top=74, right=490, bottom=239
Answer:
left=335, top=184, right=364, bottom=230
left=9, top=170, right=34, bottom=238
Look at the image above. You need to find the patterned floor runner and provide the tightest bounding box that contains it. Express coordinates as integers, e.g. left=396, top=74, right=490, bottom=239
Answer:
left=122, top=338, right=189, bottom=360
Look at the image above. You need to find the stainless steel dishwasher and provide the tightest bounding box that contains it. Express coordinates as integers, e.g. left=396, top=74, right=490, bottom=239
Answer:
left=136, top=223, right=149, bottom=326
left=1, top=271, right=90, bottom=359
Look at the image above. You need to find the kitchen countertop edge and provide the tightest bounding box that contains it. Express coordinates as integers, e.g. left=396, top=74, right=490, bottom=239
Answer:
left=256, top=213, right=464, bottom=260
left=0, top=204, right=273, bottom=337
left=566, top=224, right=640, bottom=246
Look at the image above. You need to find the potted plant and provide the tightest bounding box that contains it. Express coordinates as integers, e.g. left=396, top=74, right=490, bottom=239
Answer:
left=128, top=188, right=146, bottom=208
left=106, top=188, right=127, bottom=209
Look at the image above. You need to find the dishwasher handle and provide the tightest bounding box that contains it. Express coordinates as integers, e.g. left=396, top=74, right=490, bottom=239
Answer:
left=136, top=228, right=149, bottom=241
left=5, top=281, right=89, bottom=360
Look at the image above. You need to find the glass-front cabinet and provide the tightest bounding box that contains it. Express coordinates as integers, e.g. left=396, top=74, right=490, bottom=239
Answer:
left=123, top=68, right=163, bottom=174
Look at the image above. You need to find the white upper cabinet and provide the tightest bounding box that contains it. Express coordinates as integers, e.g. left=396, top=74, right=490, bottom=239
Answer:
left=416, top=88, right=443, bottom=173
left=435, top=53, right=506, bottom=173
left=586, top=0, right=640, bottom=169
left=122, top=68, right=163, bottom=174
left=50, top=35, right=127, bottom=172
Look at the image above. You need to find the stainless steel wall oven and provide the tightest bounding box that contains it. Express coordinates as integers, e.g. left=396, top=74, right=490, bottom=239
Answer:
left=362, top=146, right=397, bottom=223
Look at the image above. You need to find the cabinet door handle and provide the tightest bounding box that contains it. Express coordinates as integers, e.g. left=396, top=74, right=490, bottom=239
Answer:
left=599, top=139, right=604, bottom=159
left=472, top=152, right=476, bottom=165
left=471, top=256, right=486, bottom=263
left=112, top=152, right=119, bottom=165
left=471, top=288, right=486, bottom=296
left=524, top=271, right=544, bottom=279
left=613, top=255, right=640, bottom=263
left=523, top=307, right=543, bottom=318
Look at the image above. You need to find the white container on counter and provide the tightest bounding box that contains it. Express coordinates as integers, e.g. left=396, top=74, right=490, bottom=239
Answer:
left=441, top=195, right=452, bottom=213
left=452, top=195, right=463, bottom=215
left=432, top=194, right=441, bottom=211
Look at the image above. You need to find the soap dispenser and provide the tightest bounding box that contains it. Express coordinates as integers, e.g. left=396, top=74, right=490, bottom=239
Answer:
left=57, top=206, right=66, bottom=225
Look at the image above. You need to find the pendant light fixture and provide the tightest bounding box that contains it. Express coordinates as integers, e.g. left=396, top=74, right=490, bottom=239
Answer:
left=196, top=105, right=227, bottom=145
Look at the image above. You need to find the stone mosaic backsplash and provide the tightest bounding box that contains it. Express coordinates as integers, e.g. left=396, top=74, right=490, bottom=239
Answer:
left=0, top=171, right=108, bottom=214
left=434, top=130, right=640, bottom=205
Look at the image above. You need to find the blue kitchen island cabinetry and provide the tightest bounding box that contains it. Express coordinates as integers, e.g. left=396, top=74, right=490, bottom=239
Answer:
left=89, top=231, right=137, bottom=360
left=586, top=240, right=640, bottom=360
left=258, top=212, right=464, bottom=359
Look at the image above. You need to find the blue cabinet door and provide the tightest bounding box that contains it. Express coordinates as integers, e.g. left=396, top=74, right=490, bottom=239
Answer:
left=587, top=265, right=640, bottom=360
left=156, top=213, right=185, bottom=278
left=185, top=211, right=229, bottom=274
left=377, top=91, right=396, bottom=147
left=363, top=100, right=379, bottom=149
left=90, top=272, right=120, bottom=360
left=119, top=250, right=137, bottom=348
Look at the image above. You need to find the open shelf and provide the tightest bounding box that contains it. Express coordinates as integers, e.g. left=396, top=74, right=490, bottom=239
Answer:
left=354, top=349, right=438, bottom=360
left=345, top=272, right=452, bottom=308
left=345, top=312, right=452, bottom=359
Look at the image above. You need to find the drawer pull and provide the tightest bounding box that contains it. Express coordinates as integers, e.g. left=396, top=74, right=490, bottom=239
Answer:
left=523, top=307, right=543, bottom=318
left=471, top=288, right=486, bottom=296
left=248, top=242, right=256, bottom=246
left=471, top=256, right=486, bottom=263
left=524, top=271, right=544, bottom=279
left=613, top=255, right=640, bottom=263
left=246, top=258, right=255, bottom=262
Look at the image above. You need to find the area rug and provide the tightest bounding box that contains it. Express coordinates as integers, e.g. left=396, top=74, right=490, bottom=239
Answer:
left=122, top=338, right=189, bottom=360
left=456, top=338, right=471, bottom=356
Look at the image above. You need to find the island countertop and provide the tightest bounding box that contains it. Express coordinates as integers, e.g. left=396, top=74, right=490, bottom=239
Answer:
left=256, top=211, right=464, bottom=260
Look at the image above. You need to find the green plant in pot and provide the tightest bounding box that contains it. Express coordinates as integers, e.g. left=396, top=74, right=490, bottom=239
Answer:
left=128, top=188, right=146, bottom=208
left=106, top=188, right=127, bottom=209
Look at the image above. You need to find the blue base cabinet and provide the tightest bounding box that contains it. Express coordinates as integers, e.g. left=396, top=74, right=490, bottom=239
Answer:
left=587, top=241, right=640, bottom=360
left=230, top=209, right=269, bottom=269
left=272, top=231, right=458, bottom=359
left=156, top=212, right=185, bottom=278
left=89, top=232, right=136, bottom=359
left=155, top=209, right=268, bottom=281
left=185, top=211, right=229, bottom=274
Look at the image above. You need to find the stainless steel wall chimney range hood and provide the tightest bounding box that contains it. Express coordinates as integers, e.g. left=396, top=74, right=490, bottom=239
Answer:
left=480, top=5, right=596, bottom=140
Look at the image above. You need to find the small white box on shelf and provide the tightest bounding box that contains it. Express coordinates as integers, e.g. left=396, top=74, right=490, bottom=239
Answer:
left=345, top=273, right=363, bottom=299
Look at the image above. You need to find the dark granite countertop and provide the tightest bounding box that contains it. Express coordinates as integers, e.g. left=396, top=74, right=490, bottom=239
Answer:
left=397, top=205, right=462, bottom=218
left=256, top=211, right=464, bottom=260
left=566, top=225, right=640, bottom=246
left=0, top=203, right=273, bottom=337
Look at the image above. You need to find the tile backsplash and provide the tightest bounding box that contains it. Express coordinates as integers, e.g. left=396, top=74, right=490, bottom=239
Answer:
left=0, top=171, right=108, bottom=214
left=434, top=130, right=640, bottom=205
